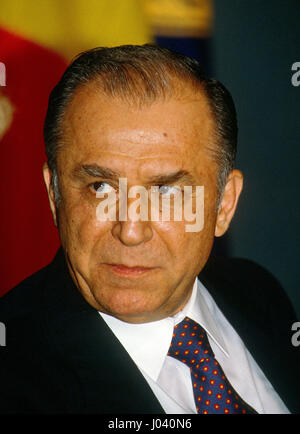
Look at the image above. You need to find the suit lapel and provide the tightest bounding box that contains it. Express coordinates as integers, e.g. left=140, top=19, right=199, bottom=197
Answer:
left=43, top=249, right=165, bottom=414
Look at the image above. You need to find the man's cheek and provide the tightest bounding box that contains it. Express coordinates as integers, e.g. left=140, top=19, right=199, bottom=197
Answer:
left=58, top=199, right=96, bottom=241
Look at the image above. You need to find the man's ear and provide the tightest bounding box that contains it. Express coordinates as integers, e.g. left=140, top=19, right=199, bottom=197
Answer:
left=215, top=169, right=243, bottom=237
left=43, top=162, right=58, bottom=227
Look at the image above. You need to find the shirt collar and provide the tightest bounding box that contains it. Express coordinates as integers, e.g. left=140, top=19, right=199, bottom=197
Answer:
left=99, top=277, right=228, bottom=382
left=189, top=279, right=229, bottom=358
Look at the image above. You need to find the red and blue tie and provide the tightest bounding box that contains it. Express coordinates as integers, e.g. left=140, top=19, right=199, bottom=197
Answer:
left=168, top=317, right=257, bottom=414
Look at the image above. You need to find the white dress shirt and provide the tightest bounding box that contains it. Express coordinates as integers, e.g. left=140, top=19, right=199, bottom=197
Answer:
left=99, top=278, right=290, bottom=414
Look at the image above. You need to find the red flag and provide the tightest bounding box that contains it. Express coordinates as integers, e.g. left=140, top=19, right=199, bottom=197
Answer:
left=0, top=27, right=67, bottom=295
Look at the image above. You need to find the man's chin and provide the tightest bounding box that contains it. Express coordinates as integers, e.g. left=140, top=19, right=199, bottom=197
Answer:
left=83, top=285, right=168, bottom=323
left=99, top=308, right=169, bottom=324
left=95, top=295, right=162, bottom=323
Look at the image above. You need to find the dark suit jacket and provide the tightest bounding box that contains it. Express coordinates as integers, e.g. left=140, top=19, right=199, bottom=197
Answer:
left=0, top=249, right=299, bottom=414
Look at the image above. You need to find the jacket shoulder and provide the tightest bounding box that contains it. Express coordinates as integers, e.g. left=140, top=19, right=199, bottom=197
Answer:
left=0, top=259, right=55, bottom=322
left=200, top=255, right=297, bottom=332
left=203, top=255, right=285, bottom=292
left=0, top=250, right=83, bottom=414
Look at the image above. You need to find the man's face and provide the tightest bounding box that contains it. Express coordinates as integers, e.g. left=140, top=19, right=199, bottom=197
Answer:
left=44, top=83, right=239, bottom=323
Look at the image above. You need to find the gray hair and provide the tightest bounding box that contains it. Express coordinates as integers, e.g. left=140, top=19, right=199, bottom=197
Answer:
left=44, top=44, right=238, bottom=206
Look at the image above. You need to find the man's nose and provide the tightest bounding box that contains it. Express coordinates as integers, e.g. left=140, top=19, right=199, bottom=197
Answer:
left=111, top=219, right=153, bottom=247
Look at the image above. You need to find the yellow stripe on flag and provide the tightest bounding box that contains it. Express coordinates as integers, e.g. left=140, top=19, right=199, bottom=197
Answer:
left=0, top=0, right=152, bottom=60
left=143, top=0, right=213, bottom=37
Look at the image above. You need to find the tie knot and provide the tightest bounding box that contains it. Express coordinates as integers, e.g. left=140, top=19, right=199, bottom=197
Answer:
left=168, top=317, right=214, bottom=366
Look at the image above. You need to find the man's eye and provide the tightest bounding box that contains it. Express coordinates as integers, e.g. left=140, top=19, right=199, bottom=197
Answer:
left=158, top=185, right=181, bottom=196
left=91, top=182, right=115, bottom=194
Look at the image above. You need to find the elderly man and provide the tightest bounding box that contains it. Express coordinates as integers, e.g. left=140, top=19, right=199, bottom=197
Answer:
left=0, top=45, right=299, bottom=415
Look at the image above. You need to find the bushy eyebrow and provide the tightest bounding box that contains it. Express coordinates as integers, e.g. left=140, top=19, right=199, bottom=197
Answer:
left=72, top=164, right=121, bottom=180
left=72, top=165, right=197, bottom=185
left=146, top=170, right=198, bottom=186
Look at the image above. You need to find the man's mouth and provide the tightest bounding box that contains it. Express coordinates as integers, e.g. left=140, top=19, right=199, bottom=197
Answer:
left=105, top=264, right=157, bottom=277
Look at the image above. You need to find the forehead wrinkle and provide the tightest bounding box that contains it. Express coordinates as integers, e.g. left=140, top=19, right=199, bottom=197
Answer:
left=97, top=150, right=173, bottom=161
